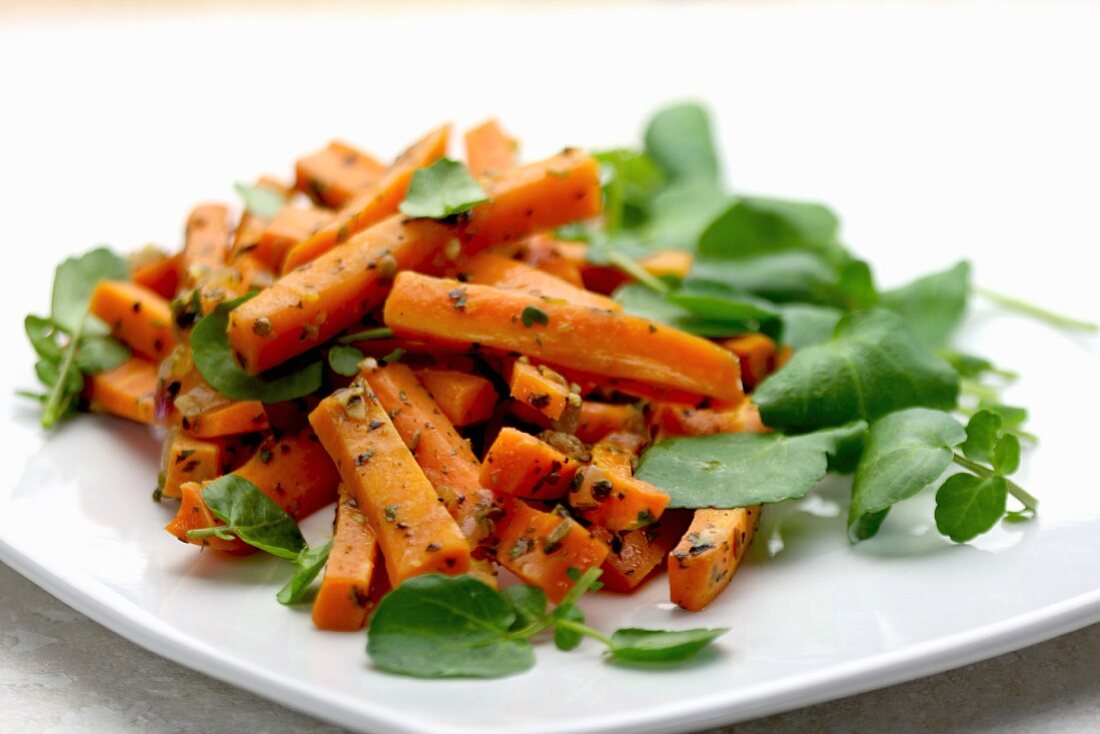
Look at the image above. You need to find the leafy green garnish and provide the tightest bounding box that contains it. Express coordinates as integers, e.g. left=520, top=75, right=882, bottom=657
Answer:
left=635, top=423, right=866, bottom=508
left=399, top=158, right=489, bottom=219
left=643, top=102, right=720, bottom=185
left=608, top=628, right=728, bottom=663
left=697, top=197, right=840, bottom=261
left=277, top=540, right=333, bottom=605
left=934, top=474, right=1007, bottom=543
left=191, top=296, right=322, bottom=402
left=186, top=475, right=306, bottom=559
left=880, top=261, right=971, bottom=347
left=233, top=181, right=288, bottom=220
left=776, top=303, right=843, bottom=349
left=327, top=345, right=365, bottom=377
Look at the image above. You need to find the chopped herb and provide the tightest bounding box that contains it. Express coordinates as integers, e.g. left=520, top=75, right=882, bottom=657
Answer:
left=521, top=306, right=549, bottom=328
left=399, top=158, right=489, bottom=219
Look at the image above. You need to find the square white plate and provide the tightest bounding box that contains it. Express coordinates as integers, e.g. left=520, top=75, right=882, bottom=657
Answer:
left=2, top=4, right=1099, bottom=733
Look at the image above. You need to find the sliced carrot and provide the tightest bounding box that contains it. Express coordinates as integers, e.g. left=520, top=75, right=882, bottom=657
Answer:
left=282, top=126, right=449, bottom=272
left=309, top=379, right=471, bottom=584
left=182, top=203, right=230, bottom=286
left=508, top=359, right=575, bottom=423
left=455, top=251, right=619, bottom=311
left=722, top=333, right=777, bottom=391
left=361, top=362, right=497, bottom=544
left=575, top=401, right=645, bottom=444
left=594, top=511, right=692, bottom=593
left=506, top=235, right=586, bottom=287
left=86, top=357, right=158, bottom=424
left=384, top=272, right=744, bottom=404
left=160, top=430, right=224, bottom=500
left=651, top=399, right=767, bottom=438
left=164, top=481, right=252, bottom=554
left=464, top=119, right=517, bottom=178
left=571, top=437, right=668, bottom=533
left=640, top=249, right=694, bottom=280
left=668, top=507, right=761, bottom=611
left=131, top=253, right=180, bottom=300
left=296, top=140, right=388, bottom=208
left=480, top=427, right=577, bottom=500
left=89, top=280, right=176, bottom=361
left=414, top=368, right=497, bottom=426
left=232, top=427, right=340, bottom=520
left=251, top=205, right=333, bottom=272
left=182, top=400, right=269, bottom=438
left=494, top=499, right=608, bottom=604
left=588, top=431, right=647, bottom=476
left=311, top=487, right=381, bottom=631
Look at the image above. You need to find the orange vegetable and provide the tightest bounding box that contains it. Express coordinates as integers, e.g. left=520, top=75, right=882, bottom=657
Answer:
left=160, top=430, right=223, bottom=500
left=86, top=357, right=158, bottom=424
left=361, top=362, right=497, bottom=544
left=309, top=379, right=471, bottom=585
left=232, top=427, right=340, bottom=520
left=181, top=400, right=269, bottom=438
left=571, top=435, right=668, bottom=532
left=414, top=368, right=497, bottom=426
left=640, top=249, right=694, bottom=280
left=575, top=401, right=645, bottom=444
left=668, top=507, right=761, bottom=611
left=89, top=280, right=176, bottom=361
left=594, top=511, right=692, bottom=593
left=311, top=486, right=381, bottom=631
left=455, top=251, right=619, bottom=311
left=182, top=203, right=230, bottom=286
left=131, top=253, right=180, bottom=300
left=651, top=399, right=767, bottom=438
left=588, top=431, right=647, bottom=476
left=164, top=481, right=252, bottom=554
left=384, top=272, right=744, bottom=404
left=494, top=499, right=608, bottom=604
left=251, top=205, right=333, bottom=272
left=295, top=140, right=387, bottom=208
left=722, top=333, right=778, bottom=391
left=480, top=427, right=577, bottom=500
left=508, top=359, right=575, bottom=423
left=282, top=126, right=449, bottom=272
left=231, top=177, right=290, bottom=261
left=464, top=119, right=517, bottom=178
left=515, top=235, right=587, bottom=287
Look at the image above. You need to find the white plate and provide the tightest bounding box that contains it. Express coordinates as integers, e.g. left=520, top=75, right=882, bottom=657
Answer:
left=2, top=4, right=1100, bottom=733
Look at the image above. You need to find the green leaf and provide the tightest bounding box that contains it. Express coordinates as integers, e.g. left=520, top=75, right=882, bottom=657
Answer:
left=609, top=628, right=728, bottom=663
left=835, top=259, right=878, bottom=310
left=992, top=433, right=1021, bottom=475
left=935, top=473, right=1007, bottom=543
left=666, top=283, right=781, bottom=327
left=635, top=422, right=866, bottom=508
left=698, top=197, right=839, bottom=261
left=777, top=303, right=842, bottom=349
left=551, top=603, right=585, bottom=652
left=960, top=410, right=1003, bottom=464
left=501, top=584, right=547, bottom=631
left=277, top=540, right=333, bottom=605
left=643, top=102, right=719, bottom=184
left=936, top=350, right=1011, bottom=379
left=191, top=296, right=322, bottom=402
left=880, top=261, right=971, bottom=347
left=25, top=315, right=64, bottom=361
left=51, top=247, right=129, bottom=333
left=234, top=181, right=288, bottom=220
left=691, top=251, right=839, bottom=305
left=328, top=345, right=365, bottom=377
left=978, top=401, right=1029, bottom=433
left=367, top=574, right=534, bottom=678
left=75, top=335, right=131, bottom=374
left=848, top=408, right=966, bottom=541
left=646, top=181, right=729, bottom=249
left=398, top=158, right=489, bottom=219
left=196, top=476, right=306, bottom=559
left=753, top=309, right=960, bottom=433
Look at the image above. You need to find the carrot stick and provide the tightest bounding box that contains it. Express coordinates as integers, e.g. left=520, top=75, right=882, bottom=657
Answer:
left=232, top=427, right=340, bottom=520
left=164, top=481, right=253, bottom=554
left=414, top=368, right=497, bottom=426
left=251, top=206, right=333, bottom=272
left=282, top=126, right=449, bottom=273
left=575, top=401, right=645, bottom=444
left=464, top=119, right=517, bottom=178
left=309, top=378, right=471, bottom=584
left=86, top=357, right=158, bottom=424
left=508, top=359, right=576, bottom=423
left=182, top=204, right=230, bottom=286
left=383, top=272, right=744, bottom=404
left=455, top=251, right=619, bottom=311
left=160, top=429, right=224, bottom=500
left=515, top=234, right=587, bottom=287
left=721, top=333, right=778, bottom=391
left=296, top=140, right=388, bottom=208
left=640, top=249, right=694, bottom=280
left=594, top=511, right=692, bottom=593
left=182, top=400, right=269, bottom=438
left=311, top=486, right=381, bottom=631
left=480, top=427, right=577, bottom=500
left=571, top=434, right=668, bottom=532
left=668, top=507, right=760, bottom=611
left=131, top=253, right=180, bottom=300
left=89, top=280, right=176, bottom=361
left=651, top=399, right=766, bottom=439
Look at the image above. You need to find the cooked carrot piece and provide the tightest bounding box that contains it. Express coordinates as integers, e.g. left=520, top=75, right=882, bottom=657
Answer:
left=594, top=511, right=692, bottom=593
left=86, top=357, right=158, bottom=424
left=384, top=272, right=744, bottom=404
left=131, top=253, right=180, bottom=300
left=182, top=400, right=269, bottom=438
left=414, top=368, right=497, bottom=426
left=282, top=126, right=449, bottom=272
left=508, top=359, right=575, bottom=423
left=480, top=427, right=577, bottom=500
left=588, top=431, right=647, bottom=476
left=164, top=481, right=253, bottom=554
left=722, top=333, right=778, bottom=391
left=651, top=399, right=767, bottom=439
left=231, top=176, right=290, bottom=261
left=668, top=507, right=761, bottom=611
left=182, top=204, right=230, bottom=286
left=309, top=379, right=471, bottom=585
left=311, top=487, right=381, bottom=631
left=509, top=235, right=586, bottom=287
left=640, top=249, right=694, bottom=280
left=160, top=430, right=223, bottom=500
left=455, top=251, right=619, bottom=311
left=575, top=401, right=645, bottom=444
left=464, top=119, right=517, bottom=178
left=494, top=499, right=608, bottom=604
left=362, top=362, right=497, bottom=544
left=232, top=427, right=340, bottom=520
left=571, top=434, right=668, bottom=532
left=296, top=140, right=388, bottom=208
left=251, top=206, right=333, bottom=272
left=89, top=280, right=176, bottom=361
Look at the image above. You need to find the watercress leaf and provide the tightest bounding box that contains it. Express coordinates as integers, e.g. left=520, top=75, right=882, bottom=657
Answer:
left=643, top=102, right=719, bottom=184
left=25, top=315, right=64, bottom=360
left=551, top=603, right=585, bottom=652
left=960, top=409, right=1003, bottom=464
left=233, top=181, right=287, bottom=220
left=666, top=283, right=781, bottom=325
left=978, top=401, right=1029, bottom=432
left=635, top=422, right=866, bottom=508
left=935, top=473, right=1007, bottom=543
left=75, top=335, right=131, bottom=374
left=399, top=158, right=489, bottom=219
left=690, top=251, right=839, bottom=304
left=992, top=433, right=1021, bottom=475
left=51, top=247, right=129, bottom=333
left=646, top=181, right=729, bottom=249
left=200, top=475, right=305, bottom=559
left=191, top=297, right=322, bottom=402
left=776, top=303, right=842, bottom=349
left=835, top=259, right=878, bottom=310
left=848, top=408, right=967, bottom=541
left=277, top=540, right=333, bottom=605
left=615, top=284, right=746, bottom=337
left=609, top=627, right=728, bottom=663
left=501, top=584, right=547, bottom=631
left=698, top=198, right=838, bottom=261
left=936, top=350, right=996, bottom=379
left=328, top=345, right=365, bottom=377
left=880, top=261, right=971, bottom=348
left=36, top=358, right=83, bottom=393
left=753, top=309, right=960, bottom=432
left=366, top=574, right=534, bottom=679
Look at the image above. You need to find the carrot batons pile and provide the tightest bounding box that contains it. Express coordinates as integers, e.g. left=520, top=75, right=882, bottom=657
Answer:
left=91, top=120, right=780, bottom=631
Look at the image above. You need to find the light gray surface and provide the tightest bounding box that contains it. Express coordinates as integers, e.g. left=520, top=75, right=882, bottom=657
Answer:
left=2, top=561, right=1098, bottom=733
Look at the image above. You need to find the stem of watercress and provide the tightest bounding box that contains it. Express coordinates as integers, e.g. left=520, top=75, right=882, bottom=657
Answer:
left=552, top=618, right=615, bottom=648
left=952, top=453, right=1039, bottom=511
left=41, top=321, right=83, bottom=429
left=606, top=250, right=669, bottom=295
left=975, top=286, right=1098, bottom=334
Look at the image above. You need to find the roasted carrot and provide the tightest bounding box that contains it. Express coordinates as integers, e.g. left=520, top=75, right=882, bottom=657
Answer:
left=86, top=357, right=158, bottom=424
left=232, top=427, right=340, bottom=520
left=414, top=368, right=497, bottom=427
left=455, top=251, right=619, bottom=311
left=181, top=399, right=269, bottom=438
left=668, top=507, right=761, bottom=611
left=594, top=511, right=691, bottom=593
left=282, top=126, right=449, bottom=272
left=651, top=399, right=767, bottom=438
left=480, top=427, right=577, bottom=500
left=575, top=401, right=645, bottom=444
left=384, top=272, right=744, bottom=404
left=508, top=359, right=576, bottom=423
left=89, top=280, right=176, bottom=361
left=494, top=499, right=608, bottom=604
left=296, top=140, right=387, bottom=208
left=164, top=481, right=253, bottom=554
left=309, top=379, right=471, bottom=584
left=464, top=119, right=517, bottom=178
left=311, top=486, right=381, bottom=631
left=588, top=431, right=647, bottom=476
left=515, top=234, right=587, bottom=287
left=571, top=434, right=668, bottom=532
left=640, top=249, right=694, bottom=280
left=131, top=252, right=180, bottom=300
left=182, top=204, right=230, bottom=286
left=722, top=333, right=778, bottom=391
left=159, top=429, right=224, bottom=500
left=250, top=206, right=333, bottom=273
